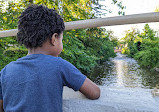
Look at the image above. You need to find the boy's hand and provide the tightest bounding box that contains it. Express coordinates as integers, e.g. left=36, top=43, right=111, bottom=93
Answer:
left=0, top=100, right=4, bottom=112
left=79, top=78, right=100, bottom=100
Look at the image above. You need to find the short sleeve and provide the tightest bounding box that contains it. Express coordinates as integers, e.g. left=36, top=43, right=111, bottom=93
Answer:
left=0, top=71, right=3, bottom=100
left=59, top=59, right=86, bottom=91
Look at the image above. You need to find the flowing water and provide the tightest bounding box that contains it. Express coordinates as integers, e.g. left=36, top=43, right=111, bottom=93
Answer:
left=92, top=53, right=159, bottom=89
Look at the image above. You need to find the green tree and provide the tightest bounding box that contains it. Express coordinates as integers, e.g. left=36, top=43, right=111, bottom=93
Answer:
left=121, top=28, right=140, bottom=57
left=121, top=24, right=159, bottom=70
left=107, top=30, right=118, bottom=47
left=139, top=24, right=156, bottom=40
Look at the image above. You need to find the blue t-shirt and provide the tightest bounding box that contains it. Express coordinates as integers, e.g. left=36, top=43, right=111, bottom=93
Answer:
left=0, top=54, right=86, bottom=112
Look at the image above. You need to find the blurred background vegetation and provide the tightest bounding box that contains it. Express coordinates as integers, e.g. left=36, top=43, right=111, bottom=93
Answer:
left=0, top=0, right=125, bottom=76
left=121, top=24, right=159, bottom=71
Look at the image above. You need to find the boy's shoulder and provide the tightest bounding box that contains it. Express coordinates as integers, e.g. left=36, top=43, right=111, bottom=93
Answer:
left=0, top=54, right=74, bottom=73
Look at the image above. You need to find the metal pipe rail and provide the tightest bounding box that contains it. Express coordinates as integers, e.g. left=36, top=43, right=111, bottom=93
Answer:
left=0, top=12, right=159, bottom=38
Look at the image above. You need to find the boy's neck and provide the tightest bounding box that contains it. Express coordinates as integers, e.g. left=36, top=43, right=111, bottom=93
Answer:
left=27, top=48, right=51, bottom=56
left=28, top=46, right=51, bottom=55
left=27, top=40, right=59, bottom=57
left=28, top=49, right=49, bottom=55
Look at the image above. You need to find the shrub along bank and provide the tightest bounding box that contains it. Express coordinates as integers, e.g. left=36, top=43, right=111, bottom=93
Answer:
left=121, top=24, right=159, bottom=71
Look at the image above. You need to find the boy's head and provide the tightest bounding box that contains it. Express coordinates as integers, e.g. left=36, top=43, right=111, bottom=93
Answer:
left=17, top=5, right=65, bottom=56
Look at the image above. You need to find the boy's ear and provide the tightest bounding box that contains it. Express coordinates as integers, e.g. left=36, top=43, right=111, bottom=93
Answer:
left=50, top=33, right=58, bottom=46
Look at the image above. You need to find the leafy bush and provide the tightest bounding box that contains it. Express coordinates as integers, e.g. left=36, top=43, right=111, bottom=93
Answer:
left=83, top=28, right=116, bottom=61
left=0, top=46, right=27, bottom=70
left=3, top=47, right=27, bottom=58
left=121, top=24, right=159, bottom=70
left=128, top=43, right=139, bottom=57
left=134, top=39, right=159, bottom=69
left=134, top=47, right=159, bottom=69
left=122, top=47, right=130, bottom=54
left=60, top=31, right=99, bottom=74
left=60, top=29, right=116, bottom=74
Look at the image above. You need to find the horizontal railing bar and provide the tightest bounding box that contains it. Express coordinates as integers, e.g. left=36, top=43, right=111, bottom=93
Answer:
left=0, top=29, right=18, bottom=38
left=0, top=12, right=159, bottom=38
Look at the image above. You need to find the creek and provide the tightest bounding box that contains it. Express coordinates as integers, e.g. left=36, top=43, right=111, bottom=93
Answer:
left=91, top=53, right=159, bottom=89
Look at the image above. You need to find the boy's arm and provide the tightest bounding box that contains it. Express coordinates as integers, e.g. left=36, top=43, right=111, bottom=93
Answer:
left=79, top=78, right=100, bottom=100
left=60, top=59, right=100, bottom=100
left=0, top=100, right=4, bottom=112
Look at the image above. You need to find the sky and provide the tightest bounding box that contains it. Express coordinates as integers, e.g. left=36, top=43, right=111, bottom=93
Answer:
left=100, top=0, right=159, bottom=39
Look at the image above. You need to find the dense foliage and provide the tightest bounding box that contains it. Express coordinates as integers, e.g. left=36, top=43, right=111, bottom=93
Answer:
left=121, top=24, right=159, bottom=70
left=0, top=0, right=124, bottom=75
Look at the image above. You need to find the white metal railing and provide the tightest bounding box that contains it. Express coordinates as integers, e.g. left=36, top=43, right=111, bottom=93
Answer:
left=0, top=12, right=159, bottom=38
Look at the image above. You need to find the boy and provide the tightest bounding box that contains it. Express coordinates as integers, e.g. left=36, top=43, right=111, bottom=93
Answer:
left=0, top=5, right=100, bottom=112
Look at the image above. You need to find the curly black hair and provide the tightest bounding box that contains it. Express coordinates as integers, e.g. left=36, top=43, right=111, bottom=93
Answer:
left=17, top=5, right=65, bottom=48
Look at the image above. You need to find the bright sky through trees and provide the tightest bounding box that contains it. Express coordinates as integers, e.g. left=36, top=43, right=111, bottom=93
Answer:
left=101, top=0, right=159, bottom=39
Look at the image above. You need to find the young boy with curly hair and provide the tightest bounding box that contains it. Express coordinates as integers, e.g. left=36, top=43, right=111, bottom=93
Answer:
left=0, top=5, right=100, bottom=112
